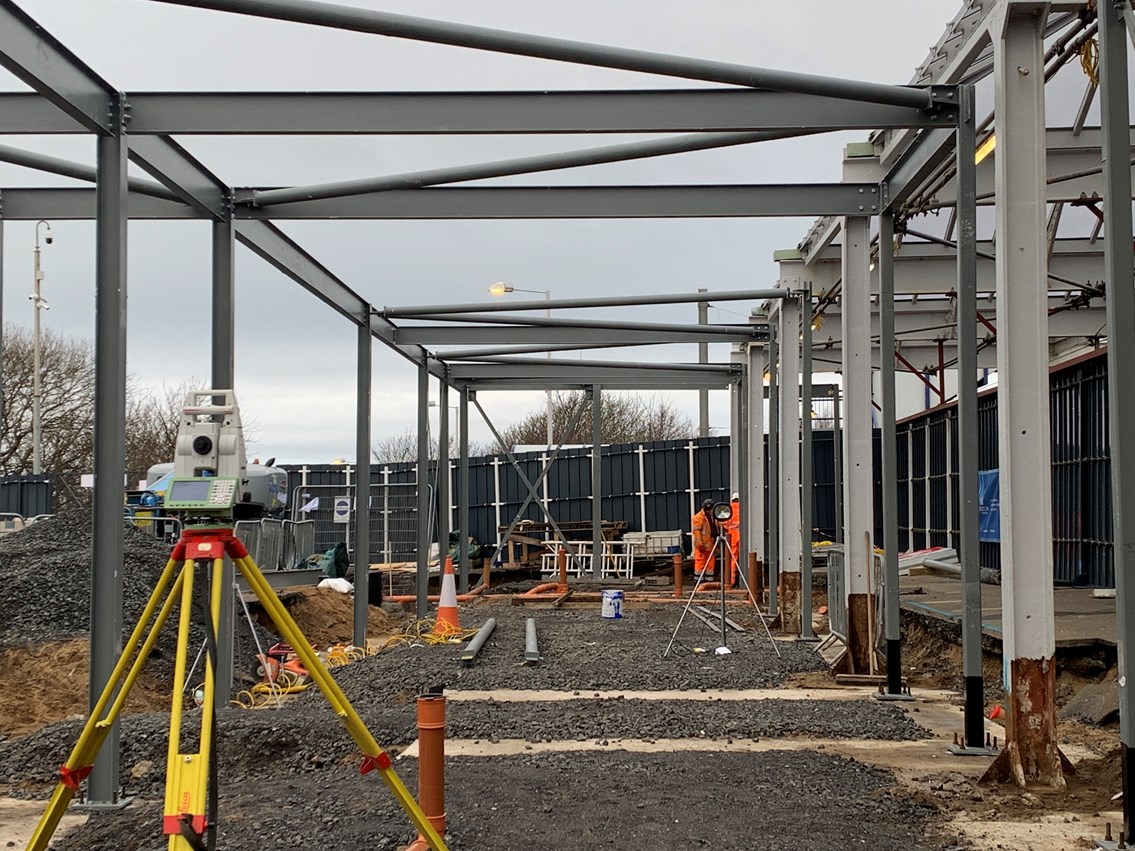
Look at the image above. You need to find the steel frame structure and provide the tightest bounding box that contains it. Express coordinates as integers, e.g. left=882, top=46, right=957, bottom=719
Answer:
left=1, top=0, right=1131, bottom=829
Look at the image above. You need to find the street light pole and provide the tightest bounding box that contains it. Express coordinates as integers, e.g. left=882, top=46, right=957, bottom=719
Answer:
left=489, top=282, right=554, bottom=446
left=31, top=220, right=53, bottom=475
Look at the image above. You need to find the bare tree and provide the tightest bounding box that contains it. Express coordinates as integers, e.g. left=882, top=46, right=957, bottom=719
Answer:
left=495, top=391, right=695, bottom=449
left=372, top=427, right=485, bottom=464
left=1, top=326, right=96, bottom=475
left=125, top=377, right=206, bottom=476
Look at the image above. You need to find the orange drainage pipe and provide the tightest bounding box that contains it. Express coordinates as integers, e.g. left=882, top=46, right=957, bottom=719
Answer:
left=387, top=580, right=487, bottom=604
left=557, top=547, right=568, bottom=593
left=407, top=692, right=446, bottom=851
left=520, top=581, right=560, bottom=597
left=672, top=553, right=683, bottom=599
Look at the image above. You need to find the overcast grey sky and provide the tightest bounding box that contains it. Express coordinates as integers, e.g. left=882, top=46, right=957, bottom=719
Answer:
left=0, top=0, right=962, bottom=462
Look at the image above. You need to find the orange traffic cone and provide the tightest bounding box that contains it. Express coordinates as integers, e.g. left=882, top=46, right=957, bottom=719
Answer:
left=433, top=556, right=460, bottom=635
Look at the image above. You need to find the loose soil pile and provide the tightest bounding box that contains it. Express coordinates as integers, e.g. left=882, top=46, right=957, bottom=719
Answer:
left=248, top=586, right=402, bottom=648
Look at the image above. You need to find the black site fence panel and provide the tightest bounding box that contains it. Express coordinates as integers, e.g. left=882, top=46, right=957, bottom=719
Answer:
left=283, top=437, right=735, bottom=565
left=895, top=350, right=1114, bottom=588
left=0, top=475, right=52, bottom=518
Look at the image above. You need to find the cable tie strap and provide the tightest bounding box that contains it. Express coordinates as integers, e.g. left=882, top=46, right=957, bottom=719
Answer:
left=359, top=752, right=392, bottom=775
left=59, top=764, right=92, bottom=790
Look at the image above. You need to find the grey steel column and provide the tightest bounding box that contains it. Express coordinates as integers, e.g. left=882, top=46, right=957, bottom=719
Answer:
left=416, top=361, right=431, bottom=616
left=352, top=320, right=372, bottom=648
left=89, top=122, right=129, bottom=806
left=767, top=327, right=780, bottom=616
left=736, top=356, right=749, bottom=571
left=746, top=338, right=766, bottom=569
left=955, top=84, right=984, bottom=740
left=833, top=388, right=843, bottom=544
left=1100, top=0, right=1135, bottom=834
left=458, top=386, right=471, bottom=593
left=437, top=381, right=451, bottom=576
left=841, top=215, right=874, bottom=672
left=591, top=385, right=603, bottom=579
left=211, top=217, right=236, bottom=703
left=0, top=220, right=5, bottom=435
left=778, top=297, right=802, bottom=634
left=800, top=291, right=814, bottom=639
left=211, top=219, right=235, bottom=389
left=991, top=4, right=1058, bottom=784
left=879, top=212, right=902, bottom=694
left=698, top=288, right=709, bottom=437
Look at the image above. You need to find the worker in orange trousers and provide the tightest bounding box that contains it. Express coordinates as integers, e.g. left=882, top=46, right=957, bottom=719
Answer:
left=691, top=498, right=718, bottom=578
left=725, top=493, right=741, bottom=587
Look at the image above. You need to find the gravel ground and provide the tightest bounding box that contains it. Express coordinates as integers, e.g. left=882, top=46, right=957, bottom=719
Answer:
left=339, top=601, right=824, bottom=696
left=0, top=512, right=175, bottom=646
left=50, top=750, right=946, bottom=851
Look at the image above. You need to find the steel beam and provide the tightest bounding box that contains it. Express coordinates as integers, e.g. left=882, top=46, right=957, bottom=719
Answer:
left=88, top=121, right=129, bottom=806
left=0, top=1, right=115, bottom=135
left=810, top=343, right=1001, bottom=371
left=80, top=89, right=955, bottom=135
left=1100, top=0, right=1135, bottom=832
left=453, top=377, right=732, bottom=391
left=127, top=136, right=228, bottom=220
left=0, top=188, right=195, bottom=219
left=989, top=3, right=1060, bottom=787
left=0, top=93, right=87, bottom=133
left=437, top=342, right=655, bottom=359
left=251, top=131, right=814, bottom=207
left=447, top=363, right=736, bottom=384
left=384, top=288, right=787, bottom=318
left=395, top=324, right=760, bottom=346
left=0, top=143, right=179, bottom=200
left=353, top=320, right=372, bottom=648
left=881, top=127, right=956, bottom=211
left=151, top=0, right=935, bottom=109
left=244, top=184, right=882, bottom=220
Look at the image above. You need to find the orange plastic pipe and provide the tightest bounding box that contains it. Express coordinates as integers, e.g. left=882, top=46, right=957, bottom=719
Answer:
left=386, top=580, right=487, bottom=604
left=521, top=581, right=560, bottom=597
left=672, top=553, right=683, bottom=599
left=557, top=547, right=568, bottom=593
left=407, top=694, right=446, bottom=851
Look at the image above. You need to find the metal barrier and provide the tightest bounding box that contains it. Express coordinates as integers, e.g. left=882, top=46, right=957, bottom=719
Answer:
left=826, top=549, right=848, bottom=642
left=290, top=482, right=420, bottom=564
left=234, top=520, right=261, bottom=565
left=258, top=518, right=284, bottom=571
left=282, top=519, right=315, bottom=568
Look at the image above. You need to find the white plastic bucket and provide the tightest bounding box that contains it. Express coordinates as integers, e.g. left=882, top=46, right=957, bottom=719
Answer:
left=600, top=589, right=624, bottom=619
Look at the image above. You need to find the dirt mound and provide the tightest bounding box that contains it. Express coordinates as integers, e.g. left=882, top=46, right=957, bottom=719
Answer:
left=250, top=587, right=402, bottom=648
left=0, top=639, right=169, bottom=738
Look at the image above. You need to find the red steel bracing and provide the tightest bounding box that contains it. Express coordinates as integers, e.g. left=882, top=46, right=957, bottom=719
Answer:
left=894, top=351, right=946, bottom=403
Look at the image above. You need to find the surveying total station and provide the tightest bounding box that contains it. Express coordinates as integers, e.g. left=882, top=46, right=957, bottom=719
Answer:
left=26, top=390, right=448, bottom=851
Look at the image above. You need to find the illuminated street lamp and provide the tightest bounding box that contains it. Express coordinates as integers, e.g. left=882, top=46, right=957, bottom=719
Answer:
left=489, top=282, right=554, bottom=447
left=30, top=220, right=53, bottom=475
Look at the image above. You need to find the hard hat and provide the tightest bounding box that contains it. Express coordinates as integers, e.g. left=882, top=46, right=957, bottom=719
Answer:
left=731, top=492, right=739, bottom=501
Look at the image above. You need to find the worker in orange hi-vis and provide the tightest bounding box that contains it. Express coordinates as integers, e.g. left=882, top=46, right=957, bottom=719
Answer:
left=725, top=493, right=741, bottom=587
left=691, top=498, right=718, bottom=578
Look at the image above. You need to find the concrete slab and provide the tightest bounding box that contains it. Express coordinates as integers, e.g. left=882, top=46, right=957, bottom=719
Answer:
left=899, top=573, right=1117, bottom=649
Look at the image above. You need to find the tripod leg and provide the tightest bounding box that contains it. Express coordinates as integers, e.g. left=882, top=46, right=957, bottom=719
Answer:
left=664, top=540, right=716, bottom=657
left=231, top=551, right=448, bottom=851
left=26, top=557, right=188, bottom=851
left=162, top=559, right=210, bottom=850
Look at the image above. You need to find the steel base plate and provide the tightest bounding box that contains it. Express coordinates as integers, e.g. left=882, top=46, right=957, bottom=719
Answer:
left=946, top=745, right=998, bottom=758
left=875, top=692, right=917, bottom=702
left=75, top=795, right=134, bottom=812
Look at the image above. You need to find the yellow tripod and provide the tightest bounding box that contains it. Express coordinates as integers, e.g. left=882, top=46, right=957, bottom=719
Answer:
left=26, top=524, right=447, bottom=851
